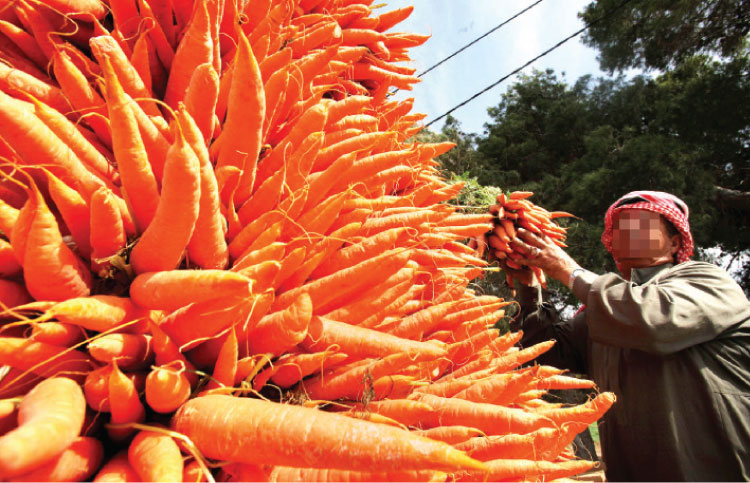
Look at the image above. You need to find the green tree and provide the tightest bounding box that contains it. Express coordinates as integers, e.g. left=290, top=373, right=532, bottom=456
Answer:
left=580, top=0, right=749, bottom=72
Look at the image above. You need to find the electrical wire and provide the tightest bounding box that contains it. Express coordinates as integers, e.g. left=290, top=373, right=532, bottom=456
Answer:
left=424, top=0, right=636, bottom=128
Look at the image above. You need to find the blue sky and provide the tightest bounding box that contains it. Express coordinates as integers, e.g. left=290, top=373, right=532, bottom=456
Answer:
left=381, top=0, right=614, bottom=135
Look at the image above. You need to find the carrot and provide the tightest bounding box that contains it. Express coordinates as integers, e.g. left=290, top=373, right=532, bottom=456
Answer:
left=164, top=0, right=214, bottom=108
left=0, top=92, right=103, bottom=200
left=535, top=392, right=616, bottom=428
left=88, top=333, right=153, bottom=369
left=380, top=302, right=454, bottom=340
left=90, top=35, right=161, bottom=118
left=351, top=399, right=435, bottom=427
left=302, top=315, right=447, bottom=361
left=183, top=459, right=208, bottom=483
left=136, top=0, right=175, bottom=72
left=108, top=362, right=145, bottom=440
left=14, top=436, right=104, bottom=482
left=100, top=55, right=160, bottom=233
left=0, top=377, right=86, bottom=479
left=11, top=179, right=92, bottom=301
left=130, top=269, right=253, bottom=311
left=32, top=295, right=149, bottom=334
left=172, top=394, right=486, bottom=472
left=302, top=351, right=435, bottom=401
left=93, top=450, right=140, bottom=482
left=130, top=32, right=154, bottom=95
left=26, top=94, right=116, bottom=183
left=457, top=458, right=596, bottom=482
left=159, top=294, right=256, bottom=350
left=303, top=151, right=358, bottom=211
left=217, top=29, right=265, bottom=204
left=29, top=322, right=86, bottom=347
left=235, top=163, right=286, bottom=227
left=272, top=245, right=308, bottom=290
left=312, top=131, right=394, bottom=172
left=128, top=429, right=184, bottom=482
left=148, top=321, right=199, bottom=386
left=126, top=92, right=172, bottom=182
left=145, top=365, right=191, bottom=413
left=255, top=351, right=348, bottom=389
left=51, top=50, right=113, bottom=149
left=272, top=248, right=411, bottom=313
left=410, top=393, right=551, bottom=436
left=203, top=325, right=239, bottom=391
left=0, top=198, right=19, bottom=236
left=231, top=242, right=286, bottom=272
left=489, top=340, right=556, bottom=373
left=268, top=466, right=443, bottom=482
left=184, top=63, right=220, bottom=142
left=248, top=293, right=312, bottom=357
left=413, top=426, right=485, bottom=445
left=0, top=20, right=47, bottom=69
left=45, top=171, right=92, bottom=258
left=454, top=371, right=537, bottom=407
left=177, top=106, right=228, bottom=270
left=0, top=238, right=22, bottom=277
left=89, top=187, right=126, bottom=275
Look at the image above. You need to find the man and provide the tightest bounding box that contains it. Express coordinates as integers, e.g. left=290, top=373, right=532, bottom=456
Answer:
left=490, top=190, right=750, bottom=481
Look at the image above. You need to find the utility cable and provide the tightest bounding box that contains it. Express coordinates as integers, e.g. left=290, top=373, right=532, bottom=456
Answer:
left=425, top=0, right=636, bottom=128
left=417, top=0, right=545, bottom=78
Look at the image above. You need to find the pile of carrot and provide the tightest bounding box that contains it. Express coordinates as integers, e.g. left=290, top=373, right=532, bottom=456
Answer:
left=0, top=0, right=613, bottom=481
left=470, top=191, right=575, bottom=288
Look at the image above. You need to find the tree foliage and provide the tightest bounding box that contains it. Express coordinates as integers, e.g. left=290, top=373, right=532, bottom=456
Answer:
left=580, top=0, right=750, bottom=72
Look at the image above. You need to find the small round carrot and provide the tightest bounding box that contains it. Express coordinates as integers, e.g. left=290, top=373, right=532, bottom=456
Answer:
left=145, top=365, right=191, bottom=414
left=0, top=377, right=86, bottom=479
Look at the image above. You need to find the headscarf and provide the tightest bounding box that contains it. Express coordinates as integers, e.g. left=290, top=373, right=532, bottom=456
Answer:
left=601, top=190, right=694, bottom=264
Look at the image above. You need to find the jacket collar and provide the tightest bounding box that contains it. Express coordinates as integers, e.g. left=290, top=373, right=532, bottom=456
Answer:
left=630, top=263, right=674, bottom=285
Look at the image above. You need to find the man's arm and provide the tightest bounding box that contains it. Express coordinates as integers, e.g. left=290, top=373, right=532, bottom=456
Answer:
left=572, top=262, right=750, bottom=354
left=516, top=284, right=589, bottom=374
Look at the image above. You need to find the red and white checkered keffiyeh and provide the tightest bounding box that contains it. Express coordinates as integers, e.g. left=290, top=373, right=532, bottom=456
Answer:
left=601, top=190, right=694, bottom=264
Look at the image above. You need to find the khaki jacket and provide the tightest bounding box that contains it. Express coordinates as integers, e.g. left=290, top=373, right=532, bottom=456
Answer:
left=520, top=261, right=750, bottom=481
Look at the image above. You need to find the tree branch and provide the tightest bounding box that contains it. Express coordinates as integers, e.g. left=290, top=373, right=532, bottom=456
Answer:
left=715, top=185, right=750, bottom=211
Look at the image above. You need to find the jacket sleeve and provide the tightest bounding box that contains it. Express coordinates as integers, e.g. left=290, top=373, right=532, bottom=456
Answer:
left=571, top=261, right=750, bottom=355
left=516, top=284, right=589, bottom=374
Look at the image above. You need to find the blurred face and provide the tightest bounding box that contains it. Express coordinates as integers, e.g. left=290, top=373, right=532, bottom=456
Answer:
left=611, top=209, right=680, bottom=267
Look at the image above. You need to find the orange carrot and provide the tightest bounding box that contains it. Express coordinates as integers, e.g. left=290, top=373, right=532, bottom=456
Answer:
left=90, top=35, right=161, bottom=118
left=456, top=458, right=595, bottom=482
left=183, top=459, right=208, bottom=483
left=411, top=393, right=551, bottom=436
left=273, top=248, right=411, bottom=313
left=145, top=365, right=191, bottom=413
left=248, top=293, right=312, bottom=357
left=14, top=436, right=104, bottom=482
left=89, top=187, right=126, bottom=275
left=205, top=326, right=239, bottom=391
left=217, top=29, right=265, bottom=204
left=0, top=377, right=86, bottom=479
left=35, top=295, right=149, bottom=334
left=164, top=0, right=214, bottom=108
left=184, top=63, right=220, bottom=142
left=413, top=426, right=484, bottom=445
left=128, top=429, right=184, bottom=482
left=29, top=322, right=86, bottom=347
left=88, top=333, right=153, bottom=369
left=130, top=269, right=253, bottom=311
left=108, top=362, right=145, bottom=440
left=255, top=351, right=348, bottom=389
left=45, top=171, right=92, bottom=258
left=93, top=450, right=140, bottom=482
left=268, top=466, right=442, bottom=482
left=100, top=55, right=160, bottom=233
left=489, top=340, right=556, bottom=373
left=172, top=394, right=485, bottom=472
left=0, top=238, right=21, bottom=278
left=177, top=106, right=229, bottom=270
left=302, top=316, right=447, bottom=360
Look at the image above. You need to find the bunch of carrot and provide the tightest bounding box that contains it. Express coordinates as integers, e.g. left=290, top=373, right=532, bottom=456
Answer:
left=470, top=191, right=575, bottom=288
left=0, top=0, right=613, bottom=481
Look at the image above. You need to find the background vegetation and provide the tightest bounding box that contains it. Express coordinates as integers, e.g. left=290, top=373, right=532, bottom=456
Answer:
left=419, top=0, right=750, bottom=312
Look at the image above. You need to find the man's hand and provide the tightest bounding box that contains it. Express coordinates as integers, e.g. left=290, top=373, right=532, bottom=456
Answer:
left=512, top=228, right=582, bottom=285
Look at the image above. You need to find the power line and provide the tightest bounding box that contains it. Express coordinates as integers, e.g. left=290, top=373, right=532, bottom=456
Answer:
left=425, top=0, right=635, bottom=128
left=417, top=0, right=545, bottom=79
